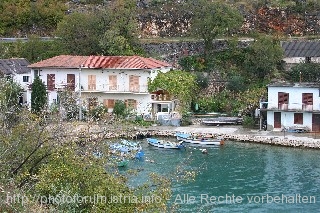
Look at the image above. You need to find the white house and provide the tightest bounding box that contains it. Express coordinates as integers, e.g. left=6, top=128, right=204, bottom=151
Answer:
left=27, top=55, right=174, bottom=118
left=262, top=82, right=320, bottom=132
left=0, top=58, right=31, bottom=105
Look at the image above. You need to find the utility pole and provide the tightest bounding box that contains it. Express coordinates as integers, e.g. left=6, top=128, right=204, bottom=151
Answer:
left=79, top=65, right=82, bottom=121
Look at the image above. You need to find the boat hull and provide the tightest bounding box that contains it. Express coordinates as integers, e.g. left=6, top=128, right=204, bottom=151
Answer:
left=176, top=133, right=224, bottom=146
left=147, top=138, right=184, bottom=149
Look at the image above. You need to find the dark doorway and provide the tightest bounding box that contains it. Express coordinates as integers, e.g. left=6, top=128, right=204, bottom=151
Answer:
left=312, top=114, right=320, bottom=132
left=274, top=112, right=281, bottom=128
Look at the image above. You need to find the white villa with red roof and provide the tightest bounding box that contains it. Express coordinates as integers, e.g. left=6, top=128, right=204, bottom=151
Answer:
left=27, top=55, right=173, bottom=118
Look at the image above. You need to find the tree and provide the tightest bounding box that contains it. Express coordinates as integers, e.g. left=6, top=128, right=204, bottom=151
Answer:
left=20, top=36, right=65, bottom=63
left=99, top=0, right=142, bottom=56
left=31, top=76, right=47, bottom=113
left=0, top=0, right=66, bottom=36
left=226, top=74, right=247, bottom=93
left=287, top=62, right=320, bottom=82
left=55, top=12, right=106, bottom=55
left=241, top=35, right=284, bottom=81
left=148, top=70, right=198, bottom=113
left=113, top=100, right=127, bottom=118
left=0, top=78, right=23, bottom=128
left=188, top=0, right=243, bottom=55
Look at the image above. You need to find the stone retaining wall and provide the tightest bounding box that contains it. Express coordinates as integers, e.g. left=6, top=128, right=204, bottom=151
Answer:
left=84, top=127, right=320, bottom=149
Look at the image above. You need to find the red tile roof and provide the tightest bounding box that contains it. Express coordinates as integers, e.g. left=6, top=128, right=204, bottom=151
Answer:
left=28, top=55, right=172, bottom=70
left=83, top=55, right=171, bottom=69
left=28, top=55, right=89, bottom=68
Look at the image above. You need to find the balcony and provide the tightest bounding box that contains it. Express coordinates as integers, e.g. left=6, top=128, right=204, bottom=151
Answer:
left=302, top=104, right=313, bottom=111
left=267, top=103, right=318, bottom=112
left=82, top=84, right=149, bottom=93
left=151, top=94, right=172, bottom=101
left=278, top=103, right=288, bottom=110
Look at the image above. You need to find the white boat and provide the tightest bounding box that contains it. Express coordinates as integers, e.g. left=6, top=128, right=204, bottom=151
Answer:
left=175, top=133, right=224, bottom=145
left=147, top=138, right=185, bottom=149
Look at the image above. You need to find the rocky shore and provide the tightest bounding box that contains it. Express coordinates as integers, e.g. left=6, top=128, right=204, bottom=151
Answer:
left=75, top=123, right=320, bottom=149
left=135, top=126, right=320, bottom=149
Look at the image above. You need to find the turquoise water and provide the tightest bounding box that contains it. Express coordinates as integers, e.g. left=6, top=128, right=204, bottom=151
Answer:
left=126, top=139, right=320, bottom=212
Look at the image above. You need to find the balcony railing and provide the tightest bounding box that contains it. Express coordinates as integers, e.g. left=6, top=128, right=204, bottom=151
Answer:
left=83, top=84, right=148, bottom=93
left=151, top=94, right=172, bottom=101
left=278, top=103, right=288, bottom=110
left=267, top=103, right=316, bottom=111
left=302, top=104, right=313, bottom=111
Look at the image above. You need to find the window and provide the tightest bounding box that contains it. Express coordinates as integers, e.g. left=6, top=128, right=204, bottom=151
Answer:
left=23, top=76, right=29, bottom=82
left=306, top=57, right=311, bottom=63
left=109, top=75, right=117, bottom=90
left=47, top=74, right=55, bottom=91
left=129, top=75, right=139, bottom=92
left=278, top=92, right=289, bottom=110
left=88, top=97, right=98, bottom=110
left=294, top=113, right=303, bottom=124
left=103, top=99, right=115, bottom=108
left=67, top=74, right=75, bottom=91
left=125, top=99, right=137, bottom=109
left=34, top=70, right=39, bottom=78
left=302, top=93, right=313, bottom=110
left=88, top=75, right=96, bottom=90
left=302, top=93, right=313, bottom=105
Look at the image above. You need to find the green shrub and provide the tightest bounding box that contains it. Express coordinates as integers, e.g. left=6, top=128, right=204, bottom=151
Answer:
left=242, top=116, right=255, bottom=128
left=89, top=105, right=107, bottom=120
left=113, top=100, right=127, bottom=118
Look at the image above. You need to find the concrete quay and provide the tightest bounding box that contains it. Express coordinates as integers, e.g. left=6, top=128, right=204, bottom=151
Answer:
left=137, top=125, right=320, bottom=149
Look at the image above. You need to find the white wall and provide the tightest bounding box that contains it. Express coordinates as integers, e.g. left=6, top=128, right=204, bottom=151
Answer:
left=30, top=68, right=80, bottom=106
left=267, top=85, right=320, bottom=110
left=266, top=84, right=320, bottom=130
left=28, top=67, right=172, bottom=113
left=81, top=93, right=152, bottom=114
left=283, top=57, right=320, bottom=64
left=80, top=68, right=149, bottom=92
left=267, top=111, right=313, bottom=130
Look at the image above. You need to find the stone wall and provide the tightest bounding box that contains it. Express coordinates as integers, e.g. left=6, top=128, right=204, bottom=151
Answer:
left=141, top=39, right=253, bottom=66
left=138, top=4, right=320, bottom=38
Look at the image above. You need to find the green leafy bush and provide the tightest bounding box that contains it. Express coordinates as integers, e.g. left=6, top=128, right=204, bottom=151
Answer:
left=89, top=104, right=107, bottom=120
left=113, top=100, right=127, bottom=118
left=242, top=116, right=255, bottom=128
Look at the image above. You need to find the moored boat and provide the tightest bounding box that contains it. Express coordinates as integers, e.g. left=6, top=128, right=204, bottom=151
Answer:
left=175, top=132, right=224, bottom=145
left=147, top=138, right=185, bottom=149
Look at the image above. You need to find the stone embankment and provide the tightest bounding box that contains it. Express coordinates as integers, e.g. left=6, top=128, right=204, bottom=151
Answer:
left=133, top=129, right=320, bottom=149
left=77, top=123, right=320, bottom=149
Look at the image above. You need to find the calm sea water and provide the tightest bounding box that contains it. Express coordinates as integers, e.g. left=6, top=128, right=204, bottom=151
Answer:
left=126, top=139, right=320, bottom=212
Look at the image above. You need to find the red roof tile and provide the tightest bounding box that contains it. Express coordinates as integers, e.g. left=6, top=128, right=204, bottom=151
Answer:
left=28, top=55, right=89, bottom=68
left=83, top=55, right=171, bottom=69
left=28, top=55, right=172, bottom=70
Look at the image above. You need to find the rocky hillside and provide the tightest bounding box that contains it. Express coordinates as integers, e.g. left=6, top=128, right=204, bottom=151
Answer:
left=66, top=1, right=320, bottom=38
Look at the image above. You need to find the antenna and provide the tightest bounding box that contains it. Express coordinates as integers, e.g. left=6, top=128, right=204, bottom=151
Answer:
left=300, top=72, right=302, bottom=83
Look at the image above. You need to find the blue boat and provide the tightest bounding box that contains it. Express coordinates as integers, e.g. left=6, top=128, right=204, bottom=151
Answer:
left=147, top=138, right=185, bottom=149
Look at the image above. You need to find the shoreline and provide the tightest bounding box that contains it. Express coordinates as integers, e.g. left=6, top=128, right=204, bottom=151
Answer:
left=135, top=125, right=320, bottom=149
left=72, top=123, right=320, bottom=149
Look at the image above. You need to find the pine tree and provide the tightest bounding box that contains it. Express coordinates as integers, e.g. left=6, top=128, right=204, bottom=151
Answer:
left=31, top=76, right=47, bottom=113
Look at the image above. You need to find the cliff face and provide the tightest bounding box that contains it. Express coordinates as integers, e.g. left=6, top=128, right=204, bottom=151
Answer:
left=65, top=1, right=320, bottom=38
left=138, top=6, right=320, bottom=38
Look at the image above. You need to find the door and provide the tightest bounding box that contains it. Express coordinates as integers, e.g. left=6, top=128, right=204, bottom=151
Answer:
left=274, top=112, right=281, bottom=128
left=312, top=114, right=320, bottom=132
left=47, top=74, right=55, bottom=91
left=67, top=74, right=75, bottom=91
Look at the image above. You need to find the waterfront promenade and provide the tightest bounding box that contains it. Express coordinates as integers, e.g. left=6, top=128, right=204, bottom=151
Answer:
left=138, top=125, right=320, bottom=149
left=71, top=122, right=320, bottom=149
